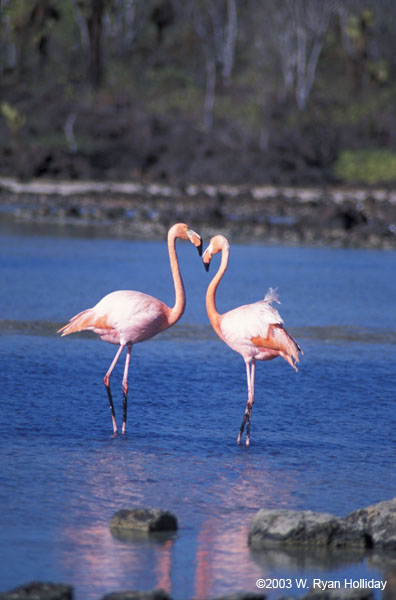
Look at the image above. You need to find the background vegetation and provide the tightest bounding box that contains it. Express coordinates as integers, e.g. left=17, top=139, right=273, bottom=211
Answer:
left=2, top=0, right=396, bottom=185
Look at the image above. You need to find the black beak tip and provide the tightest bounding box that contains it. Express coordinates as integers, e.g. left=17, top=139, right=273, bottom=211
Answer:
left=203, top=261, right=210, bottom=272
left=196, top=240, right=203, bottom=257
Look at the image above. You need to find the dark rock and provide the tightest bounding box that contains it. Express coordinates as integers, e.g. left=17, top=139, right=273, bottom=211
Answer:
left=0, top=582, right=73, bottom=600
left=248, top=510, right=366, bottom=550
left=100, top=590, right=171, bottom=600
left=210, top=594, right=266, bottom=600
left=300, top=589, right=374, bottom=599
left=278, top=589, right=373, bottom=599
left=110, top=508, right=178, bottom=533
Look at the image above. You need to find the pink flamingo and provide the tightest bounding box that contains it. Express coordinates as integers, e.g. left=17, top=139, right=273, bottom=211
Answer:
left=202, top=235, right=302, bottom=446
left=58, top=223, right=202, bottom=435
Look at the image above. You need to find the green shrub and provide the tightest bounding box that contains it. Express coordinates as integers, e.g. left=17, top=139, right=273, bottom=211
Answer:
left=1, top=102, right=26, bottom=137
left=334, top=149, right=396, bottom=184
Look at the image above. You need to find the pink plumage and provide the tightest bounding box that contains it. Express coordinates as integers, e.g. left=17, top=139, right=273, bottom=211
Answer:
left=60, top=290, right=170, bottom=345
left=203, top=234, right=302, bottom=446
left=58, top=223, right=202, bottom=435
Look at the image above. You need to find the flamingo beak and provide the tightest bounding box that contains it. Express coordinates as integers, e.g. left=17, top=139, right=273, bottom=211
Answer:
left=196, top=239, right=203, bottom=256
left=187, top=228, right=203, bottom=256
left=202, top=244, right=212, bottom=272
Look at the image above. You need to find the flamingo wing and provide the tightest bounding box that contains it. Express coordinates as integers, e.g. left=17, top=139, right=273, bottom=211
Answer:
left=58, top=290, right=169, bottom=345
left=220, top=291, right=301, bottom=370
left=220, top=294, right=282, bottom=344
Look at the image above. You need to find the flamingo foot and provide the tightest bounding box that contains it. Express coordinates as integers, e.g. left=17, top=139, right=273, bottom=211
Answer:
left=238, top=415, right=247, bottom=444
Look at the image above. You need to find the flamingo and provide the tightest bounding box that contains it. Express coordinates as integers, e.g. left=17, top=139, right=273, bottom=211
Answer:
left=202, top=235, right=302, bottom=446
left=58, top=223, right=203, bottom=435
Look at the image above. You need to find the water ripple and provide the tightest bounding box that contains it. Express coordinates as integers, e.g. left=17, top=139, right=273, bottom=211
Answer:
left=1, top=319, right=395, bottom=345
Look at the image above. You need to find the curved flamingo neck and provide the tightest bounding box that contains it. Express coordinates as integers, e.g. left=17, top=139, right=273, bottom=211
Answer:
left=167, top=227, right=186, bottom=326
left=206, top=242, right=229, bottom=338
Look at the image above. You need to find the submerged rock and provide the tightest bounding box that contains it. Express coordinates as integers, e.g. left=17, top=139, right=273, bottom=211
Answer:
left=0, top=582, right=73, bottom=600
left=110, top=508, right=178, bottom=533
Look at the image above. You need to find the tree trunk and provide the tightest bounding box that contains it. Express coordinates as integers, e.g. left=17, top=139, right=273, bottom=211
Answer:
left=222, top=0, right=237, bottom=85
left=87, top=0, right=104, bottom=89
left=204, top=55, right=216, bottom=131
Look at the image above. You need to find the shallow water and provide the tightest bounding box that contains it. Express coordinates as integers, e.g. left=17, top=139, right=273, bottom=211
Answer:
left=0, top=222, right=396, bottom=599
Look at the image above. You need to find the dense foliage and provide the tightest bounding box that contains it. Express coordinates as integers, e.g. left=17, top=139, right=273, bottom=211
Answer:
left=2, top=0, right=396, bottom=184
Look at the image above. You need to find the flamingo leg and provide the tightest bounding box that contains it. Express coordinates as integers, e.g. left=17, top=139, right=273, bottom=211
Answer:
left=104, top=344, right=125, bottom=434
left=237, top=359, right=256, bottom=446
left=246, top=359, right=256, bottom=446
left=121, top=343, right=132, bottom=434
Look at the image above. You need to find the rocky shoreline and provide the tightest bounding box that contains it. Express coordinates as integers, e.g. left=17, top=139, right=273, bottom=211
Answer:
left=3, top=498, right=396, bottom=600
left=0, top=582, right=380, bottom=600
left=1, top=177, right=396, bottom=249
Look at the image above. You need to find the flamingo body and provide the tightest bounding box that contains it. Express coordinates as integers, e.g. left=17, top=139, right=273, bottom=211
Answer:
left=60, top=290, right=170, bottom=345
left=58, top=223, right=202, bottom=435
left=220, top=294, right=283, bottom=360
left=219, top=294, right=301, bottom=370
left=202, top=234, right=302, bottom=446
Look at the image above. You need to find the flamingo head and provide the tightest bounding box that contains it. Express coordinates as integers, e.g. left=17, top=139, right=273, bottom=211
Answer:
left=202, top=234, right=229, bottom=271
left=171, top=223, right=203, bottom=255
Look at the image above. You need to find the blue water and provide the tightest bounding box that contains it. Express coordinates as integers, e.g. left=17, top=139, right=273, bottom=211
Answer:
left=1, top=221, right=396, bottom=599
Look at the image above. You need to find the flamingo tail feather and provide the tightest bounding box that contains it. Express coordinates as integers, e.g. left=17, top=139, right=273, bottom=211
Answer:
left=57, top=309, right=95, bottom=336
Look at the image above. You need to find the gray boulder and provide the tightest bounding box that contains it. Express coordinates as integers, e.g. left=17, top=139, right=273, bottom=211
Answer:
left=345, top=497, right=396, bottom=549
left=0, top=582, right=73, bottom=600
left=248, top=510, right=365, bottom=550
left=110, top=508, right=178, bottom=534
left=249, top=497, right=396, bottom=551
